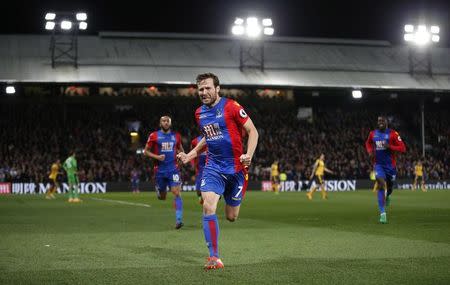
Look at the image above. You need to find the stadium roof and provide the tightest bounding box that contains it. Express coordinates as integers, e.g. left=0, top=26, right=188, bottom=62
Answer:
left=0, top=32, right=449, bottom=90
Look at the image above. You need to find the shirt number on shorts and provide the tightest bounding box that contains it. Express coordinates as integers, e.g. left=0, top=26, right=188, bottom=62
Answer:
left=235, top=186, right=243, bottom=198
left=172, top=174, right=180, bottom=182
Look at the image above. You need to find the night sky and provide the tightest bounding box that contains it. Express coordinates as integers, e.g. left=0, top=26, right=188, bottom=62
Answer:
left=1, top=0, right=449, bottom=45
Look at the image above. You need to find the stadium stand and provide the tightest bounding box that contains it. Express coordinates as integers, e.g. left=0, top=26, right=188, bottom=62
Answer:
left=1, top=91, right=448, bottom=183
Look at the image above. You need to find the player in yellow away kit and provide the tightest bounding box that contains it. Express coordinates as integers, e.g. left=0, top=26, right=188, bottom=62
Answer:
left=413, top=160, right=426, bottom=192
left=307, top=154, right=334, bottom=200
left=370, top=169, right=386, bottom=193
left=270, top=160, right=280, bottom=194
left=46, top=159, right=61, bottom=199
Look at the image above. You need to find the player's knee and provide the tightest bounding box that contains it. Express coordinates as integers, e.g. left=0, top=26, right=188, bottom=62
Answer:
left=202, top=203, right=216, bottom=215
left=226, top=214, right=238, bottom=222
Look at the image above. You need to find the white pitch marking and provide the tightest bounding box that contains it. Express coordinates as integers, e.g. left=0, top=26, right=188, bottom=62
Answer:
left=90, top=197, right=151, bottom=208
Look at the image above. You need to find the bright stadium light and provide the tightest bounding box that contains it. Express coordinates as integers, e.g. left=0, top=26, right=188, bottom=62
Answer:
left=232, top=25, right=245, bottom=35
left=431, top=35, right=440, bottom=43
left=79, top=21, right=88, bottom=30
left=232, top=16, right=274, bottom=38
left=262, top=18, right=272, bottom=26
left=404, top=33, right=414, bottom=42
left=6, top=86, right=15, bottom=94
left=45, top=13, right=56, bottom=20
left=44, top=11, right=88, bottom=68
left=404, top=24, right=414, bottom=33
left=246, top=17, right=258, bottom=26
left=45, top=21, right=55, bottom=30
left=61, top=20, right=72, bottom=30
left=44, top=12, right=88, bottom=31
left=415, top=29, right=430, bottom=45
left=130, top=132, right=139, bottom=137
left=264, top=27, right=274, bottom=35
left=352, top=90, right=362, bottom=99
left=76, top=12, right=87, bottom=21
left=234, top=17, right=244, bottom=25
left=246, top=24, right=261, bottom=38
left=430, top=26, right=440, bottom=34
left=403, top=24, right=440, bottom=46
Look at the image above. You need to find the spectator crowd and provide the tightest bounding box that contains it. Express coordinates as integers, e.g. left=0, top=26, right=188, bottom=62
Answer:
left=1, top=94, right=449, bottom=184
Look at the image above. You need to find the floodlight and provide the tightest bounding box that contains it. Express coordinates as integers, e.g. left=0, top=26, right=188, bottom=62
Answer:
left=263, top=27, right=274, bottom=35
left=404, top=34, right=413, bottom=42
left=431, top=35, right=440, bottom=42
left=76, top=12, right=87, bottom=21
left=45, top=13, right=56, bottom=20
left=404, top=24, right=414, bottom=33
left=246, top=17, right=258, bottom=26
left=61, top=20, right=72, bottom=30
left=232, top=25, right=245, bottom=35
left=232, top=16, right=274, bottom=37
left=417, top=25, right=426, bottom=32
left=262, top=18, right=272, bottom=26
left=430, top=26, right=439, bottom=34
left=79, top=21, right=87, bottom=30
left=6, top=86, right=15, bottom=94
left=45, top=21, right=55, bottom=30
left=234, top=17, right=244, bottom=25
left=246, top=24, right=261, bottom=37
left=415, top=30, right=430, bottom=45
left=352, top=90, right=362, bottom=99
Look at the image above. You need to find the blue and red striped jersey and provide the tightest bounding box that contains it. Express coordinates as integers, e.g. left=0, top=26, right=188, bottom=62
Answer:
left=365, top=128, right=406, bottom=168
left=195, top=98, right=249, bottom=174
left=146, top=130, right=182, bottom=175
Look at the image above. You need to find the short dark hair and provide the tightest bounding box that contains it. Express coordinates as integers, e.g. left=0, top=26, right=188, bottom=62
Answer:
left=196, top=73, right=220, bottom=87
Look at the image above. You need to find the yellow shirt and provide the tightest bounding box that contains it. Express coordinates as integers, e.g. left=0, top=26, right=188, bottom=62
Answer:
left=315, top=159, right=325, bottom=176
left=415, top=165, right=423, bottom=176
left=271, top=163, right=279, bottom=177
left=49, top=163, right=59, bottom=180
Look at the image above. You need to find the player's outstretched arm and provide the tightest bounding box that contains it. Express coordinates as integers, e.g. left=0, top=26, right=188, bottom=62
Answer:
left=240, top=118, right=259, bottom=166
left=325, top=168, right=334, bottom=174
left=177, top=137, right=206, bottom=164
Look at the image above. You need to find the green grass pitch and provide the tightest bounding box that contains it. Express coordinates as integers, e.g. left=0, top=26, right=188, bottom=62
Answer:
left=1, top=190, right=450, bottom=284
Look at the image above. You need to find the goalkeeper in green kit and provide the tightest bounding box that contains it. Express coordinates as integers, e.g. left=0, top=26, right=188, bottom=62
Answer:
left=63, top=151, right=81, bottom=203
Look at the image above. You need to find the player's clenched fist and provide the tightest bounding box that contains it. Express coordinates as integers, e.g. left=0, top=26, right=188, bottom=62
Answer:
left=177, top=152, right=189, bottom=164
left=239, top=154, right=252, bottom=166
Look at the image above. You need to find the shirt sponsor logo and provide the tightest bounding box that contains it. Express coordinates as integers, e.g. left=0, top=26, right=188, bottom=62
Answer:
left=161, top=142, right=174, bottom=152
left=203, top=123, right=223, bottom=140
left=375, top=140, right=387, bottom=150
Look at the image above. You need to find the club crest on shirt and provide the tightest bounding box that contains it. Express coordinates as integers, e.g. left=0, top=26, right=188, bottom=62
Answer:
left=216, top=109, right=223, bottom=118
